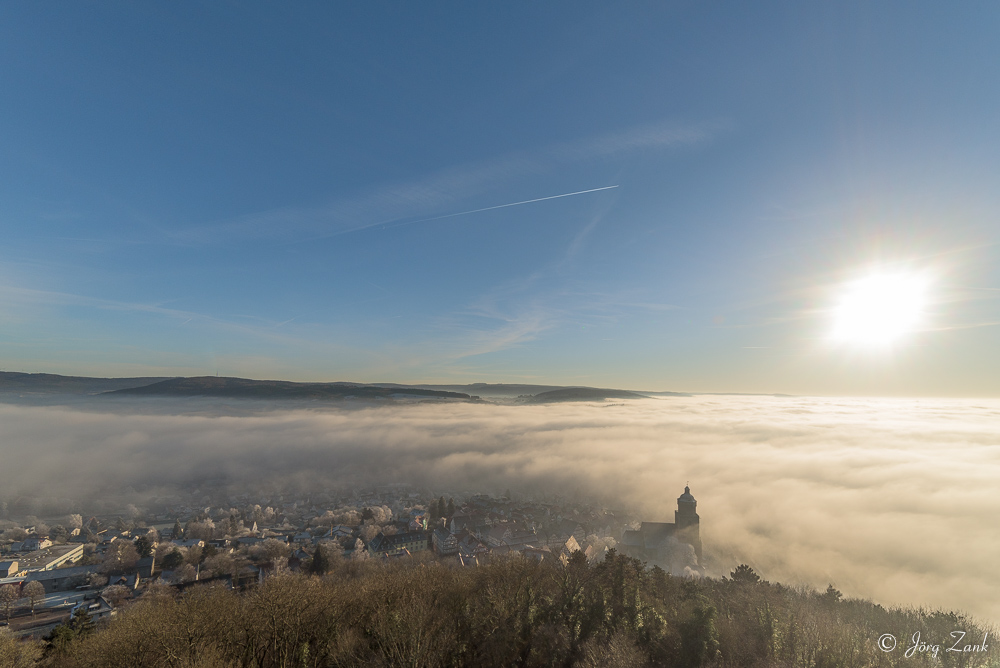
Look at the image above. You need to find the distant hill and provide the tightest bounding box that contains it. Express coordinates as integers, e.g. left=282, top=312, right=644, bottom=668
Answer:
left=525, top=387, right=649, bottom=403
left=411, top=383, right=571, bottom=397
left=0, top=371, right=694, bottom=405
left=0, top=371, right=172, bottom=395
left=106, top=376, right=471, bottom=401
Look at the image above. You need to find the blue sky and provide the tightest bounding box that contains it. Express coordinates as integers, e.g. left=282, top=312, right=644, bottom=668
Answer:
left=2, top=3, right=998, bottom=394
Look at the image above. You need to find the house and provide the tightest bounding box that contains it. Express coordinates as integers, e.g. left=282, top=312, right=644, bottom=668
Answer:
left=368, top=531, right=428, bottom=557
left=316, top=526, right=354, bottom=545
left=558, top=536, right=582, bottom=563
left=23, top=536, right=53, bottom=551
left=455, top=530, right=488, bottom=561
left=106, top=573, right=139, bottom=590
left=522, top=546, right=551, bottom=563
left=549, top=518, right=586, bottom=544
left=431, top=529, right=458, bottom=556
left=173, top=539, right=206, bottom=549
left=449, top=512, right=488, bottom=534
left=0, top=560, right=19, bottom=578
left=485, top=524, right=513, bottom=547
left=71, top=596, right=116, bottom=623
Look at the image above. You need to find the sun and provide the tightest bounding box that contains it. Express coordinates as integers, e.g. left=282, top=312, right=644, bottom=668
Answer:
left=830, top=272, right=929, bottom=346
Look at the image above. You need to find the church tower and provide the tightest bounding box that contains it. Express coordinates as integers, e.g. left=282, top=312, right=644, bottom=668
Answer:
left=674, top=485, right=702, bottom=561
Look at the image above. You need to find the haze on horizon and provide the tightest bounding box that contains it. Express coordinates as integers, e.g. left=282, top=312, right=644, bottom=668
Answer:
left=1, top=4, right=999, bottom=396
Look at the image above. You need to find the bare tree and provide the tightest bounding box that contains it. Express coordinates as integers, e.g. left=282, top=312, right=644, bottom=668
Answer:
left=183, top=545, right=203, bottom=567
left=66, top=513, right=84, bottom=530
left=360, top=524, right=381, bottom=543
left=100, top=541, right=140, bottom=574
left=321, top=540, right=344, bottom=561
left=87, top=573, right=108, bottom=589
left=101, top=584, right=131, bottom=608
left=0, top=584, right=17, bottom=620
left=249, top=538, right=290, bottom=563
left=186, top=519, right=216, bottom=541
left=174, top=563, right=198, bottom=583
left=23, top=581, right=45, bottom=618
left=351, top=538, right=369, bottom=561
left=2, top=528, right=27, bottom=543
left=0, top=627, right=42, bottom=667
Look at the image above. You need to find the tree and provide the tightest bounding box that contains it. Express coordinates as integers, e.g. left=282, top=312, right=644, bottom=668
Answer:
left=134, top=535, right=153, bottom=559
left=679, top=598, right=720, bottom=667
left=438, top=496, right=446, bottom=517
left=0, top=584, right=17, bottom=620
left=87, top=573, right=108, bottom=589
left=101, top=584, right=131, bottom=607
left=184, top=545, right=204, bottom=567
left=67, top=605, right=95, bottom=636
left=174, top=563, right=198, bottom=583
left=24, top=581, right=45, bottom=618
left=100, top=541, right=140, bottom=574
left=249, top=538, right=289, bottom=564
left=310, top=545, right=330, bottom=576
left=2, top=527, right=27, bottom=543
left=49, top=525, right=68, bottom=543
left=429, top=499, right=440, bottom=519
left=45, top=623, right=78, bottom=657
left=161, top=549, right=184, bottom=570
left=172, top=519, right=183, bottom=540
left=66, top=513, right=83, bottom=530
left=447, top=498, right=455, bottom=517
left=351, top=538, right=368, bottom=560
left=360, top=524, right=381, bottom=543
left=0, top=627, right=41, bottom=665
left=730, top=564, right=761, bottom=584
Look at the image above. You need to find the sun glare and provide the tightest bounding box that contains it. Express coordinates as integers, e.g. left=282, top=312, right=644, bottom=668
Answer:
left=830, top=272, right=929, bottom=346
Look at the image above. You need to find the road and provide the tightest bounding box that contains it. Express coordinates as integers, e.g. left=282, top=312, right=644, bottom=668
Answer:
left=40, top=589, right=89, bottom=610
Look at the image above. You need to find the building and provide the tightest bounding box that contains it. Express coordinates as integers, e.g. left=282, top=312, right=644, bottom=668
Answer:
left=23, top=536, right=53, bottom=551
left=71, top=596, right=116, bottom=623
left=0, top=560, right=19, bottom=578
left=432, top=529, right=458, bottom=556
left=368, top=531, right=428, bottom=557
left=621, top=486, right=702, bottom=566
left=10, top=544, right=85, bottom=573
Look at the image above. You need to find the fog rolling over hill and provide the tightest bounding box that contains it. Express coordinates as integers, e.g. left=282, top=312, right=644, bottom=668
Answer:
left=1, top=395, right=998, bottom=625
left=524, top=387, right=650, bottom=403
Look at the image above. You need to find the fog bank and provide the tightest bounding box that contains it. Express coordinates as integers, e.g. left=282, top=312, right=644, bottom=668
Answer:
left=2, top=395, right=999, bottom=623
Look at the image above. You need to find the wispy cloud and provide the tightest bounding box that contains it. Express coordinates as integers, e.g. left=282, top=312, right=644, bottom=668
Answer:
left=384, top=185, right=619, bottom=232
left=169, top=120, right=723, bottom=246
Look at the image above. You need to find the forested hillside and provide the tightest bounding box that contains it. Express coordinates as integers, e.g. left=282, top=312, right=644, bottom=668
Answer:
left=2, top=551, right=995, bottom=667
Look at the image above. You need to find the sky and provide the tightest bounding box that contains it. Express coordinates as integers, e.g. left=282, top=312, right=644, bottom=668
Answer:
left=1, top=3, right=999, bottom=395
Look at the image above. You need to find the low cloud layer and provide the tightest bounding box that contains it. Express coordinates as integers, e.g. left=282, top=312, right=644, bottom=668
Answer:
left=2, top=395, right=999, bottom=623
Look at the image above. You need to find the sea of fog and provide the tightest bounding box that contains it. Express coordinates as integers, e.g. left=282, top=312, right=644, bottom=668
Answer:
left=1, top=395, right=999, bottom=624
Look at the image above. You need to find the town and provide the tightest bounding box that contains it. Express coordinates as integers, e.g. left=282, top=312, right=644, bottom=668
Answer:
left=0, top=484, right=703, bottom=640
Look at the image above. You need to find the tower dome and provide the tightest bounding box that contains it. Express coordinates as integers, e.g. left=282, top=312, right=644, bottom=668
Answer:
left=675, top=485, right=699, bottom=530
left=678, top=485, right=696, bottom=505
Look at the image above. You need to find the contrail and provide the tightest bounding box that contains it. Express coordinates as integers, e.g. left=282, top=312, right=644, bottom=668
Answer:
left=285, top=184, right=620, bottom=244
left=389, top=184, right=619, bottom=228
